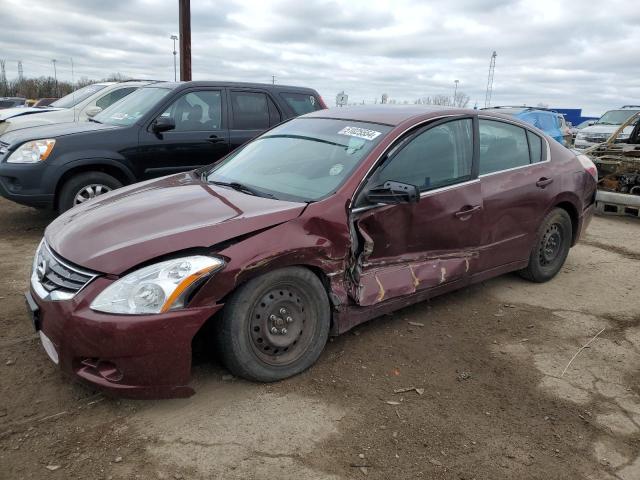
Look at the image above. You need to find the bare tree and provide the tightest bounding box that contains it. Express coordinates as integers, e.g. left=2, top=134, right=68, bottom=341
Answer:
left=416, top=91, right=470, bottom=108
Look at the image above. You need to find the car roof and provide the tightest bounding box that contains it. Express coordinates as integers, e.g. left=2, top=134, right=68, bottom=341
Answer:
left=142, top=80, right=319, bottom=93
left=301, top=105, right=472, bottom=126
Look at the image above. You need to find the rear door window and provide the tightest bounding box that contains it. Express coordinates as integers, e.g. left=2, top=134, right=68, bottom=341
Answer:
left=230, top=91, right=270, bottom=130
left=280, top=92, right=321, bottom=115
left=479, top=119, right=531, bottom=175
left=267, top=96, right=282, bottom=126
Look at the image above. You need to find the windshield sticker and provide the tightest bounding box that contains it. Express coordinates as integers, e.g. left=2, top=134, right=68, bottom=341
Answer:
left=329, top=163, right=344, bottom=176
left=338, top=126, right=382, bottom=141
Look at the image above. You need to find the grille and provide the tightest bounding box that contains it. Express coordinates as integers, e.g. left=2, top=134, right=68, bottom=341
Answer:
left=36, top=243, right=97, bottom=295
left=584, top=135, right=608, bottom=143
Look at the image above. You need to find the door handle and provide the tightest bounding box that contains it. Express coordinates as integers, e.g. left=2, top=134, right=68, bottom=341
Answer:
left=454, top=205, right=481, bottom=218
left=536, top=177, right=554, bottom=188
left=208, top=135, right=225, bottom=144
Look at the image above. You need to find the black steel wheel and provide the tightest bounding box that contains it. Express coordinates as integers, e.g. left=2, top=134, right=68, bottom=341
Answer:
left=217, top=267, right=330, bottom=382
left=519, top=208, right=572, bottom=283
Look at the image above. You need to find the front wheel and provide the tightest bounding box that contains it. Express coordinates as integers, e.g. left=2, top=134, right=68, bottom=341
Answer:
left=519, top=208, right=572, bottom=283
left=217, top=267, right=330, bottom=382
left=58, top=172, right=123, bottom=213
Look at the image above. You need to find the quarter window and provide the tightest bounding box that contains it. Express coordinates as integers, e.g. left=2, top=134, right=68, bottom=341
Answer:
left=230, top=91, right=270, bottom=130
left=159, top=91, right=222, bottom=131
left=280, top=92, right=321, bottom=115
left=479, top=119, right=530, bottom=175
left=527, top=130, right=544, bottom=163
left=374, top=118, right=473, bottom=191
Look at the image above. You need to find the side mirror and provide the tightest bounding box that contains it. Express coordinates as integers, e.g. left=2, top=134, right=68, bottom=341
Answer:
left=152, top=116, right=176, bottom=134
left=366, top=181, right=420, bottom=205
left=85, top=106, right=102, bottom=118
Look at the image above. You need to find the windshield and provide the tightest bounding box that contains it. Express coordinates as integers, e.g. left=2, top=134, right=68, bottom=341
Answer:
left=50, top=84, right=108, bottom=108
left=94, top=87, right=171, bottom=126
left=597, top=109, right=640, bottom=125
left=205, top=118, right=391, bottom=202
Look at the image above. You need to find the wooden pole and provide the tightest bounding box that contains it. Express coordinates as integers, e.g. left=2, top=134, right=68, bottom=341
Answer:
left=179, top=0, right=191, bottom=81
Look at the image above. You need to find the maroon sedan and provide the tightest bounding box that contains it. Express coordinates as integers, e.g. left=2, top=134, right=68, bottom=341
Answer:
left=26, top=106, right=597, bottom=398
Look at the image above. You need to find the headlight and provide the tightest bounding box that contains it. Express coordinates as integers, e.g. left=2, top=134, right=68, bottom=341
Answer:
left=576, top=133, right=586, bottom=140
left=6, top=139, right=56, bottom=163
left=90, top=256, right=224, bottom=314
left=616, top=133, right=630, bottom=140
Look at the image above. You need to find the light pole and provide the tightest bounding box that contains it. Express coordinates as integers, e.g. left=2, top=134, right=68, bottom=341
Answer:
left=453, top=79, right=459, bottom=105
left=170, top=35, right=178, bottom=81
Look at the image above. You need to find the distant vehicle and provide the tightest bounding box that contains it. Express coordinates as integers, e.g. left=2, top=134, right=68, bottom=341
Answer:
left=0, top=97, right=27, bottom=109
left=0, top=81, right=326, bottom=212
left=574, top=106, right=640, bottom=149
left=32, top=98, right=58, bottom=107
left=0, top=81, right=153, bottom=134
left=481, top=106, right=570, bottom=146
left=570, top=119, right=598, bottom=140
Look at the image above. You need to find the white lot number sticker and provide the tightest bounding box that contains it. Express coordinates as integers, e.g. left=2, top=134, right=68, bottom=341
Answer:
left=338, top=126, right=382, bottom=141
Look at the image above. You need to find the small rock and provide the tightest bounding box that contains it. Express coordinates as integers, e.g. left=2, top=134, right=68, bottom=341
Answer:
left=5, top=359, right=15, bottom=366
left=428, top=458, right=443, bottom=467
left=221, top=375, right=234, bottom=381
left=526, top=324, right=534, bottom=329
left=359, top=466, right=368, bottom=475
left=114, top=456, right=123, bottom=463
left=358, top=453, right=365, bottom=459
left=408, top=321, right=424, bottom=327
left=385, top=400, right=401, bottom=405
left=45, top=465, right=61, bottom=471
left=456, top=371, right=472, bottom=381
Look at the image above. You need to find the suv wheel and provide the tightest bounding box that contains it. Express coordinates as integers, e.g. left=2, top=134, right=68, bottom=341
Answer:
left=217, top=267, right=330, bottom=382
left=519, top=208, right=572, bottom=283
left=58, top=172, right=122, bottom=213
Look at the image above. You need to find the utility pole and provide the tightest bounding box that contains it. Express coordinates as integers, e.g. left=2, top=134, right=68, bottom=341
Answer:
left=272, top=75, right=275, bottom=85
left=0, top=60, right=6, bottom=96
left=52, top=59, right=58, bottom=96
left=484, top=51, right=497, bottom=108
left=170, top=35, right=178, bottom=81
left=178, top=0, right=191, bottom=81
left=453, top=79, right=459, bottom=105
left=17, top=61, right=23, bottom=82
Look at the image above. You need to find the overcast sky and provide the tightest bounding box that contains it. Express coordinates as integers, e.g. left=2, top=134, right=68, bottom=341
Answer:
left=1, top=0, right=638, bottom=115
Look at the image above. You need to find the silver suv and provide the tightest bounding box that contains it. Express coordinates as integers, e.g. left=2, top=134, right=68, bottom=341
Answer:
left=574, top=105, right=640, bottom=149
left=0, top=81, right=154, bottom=135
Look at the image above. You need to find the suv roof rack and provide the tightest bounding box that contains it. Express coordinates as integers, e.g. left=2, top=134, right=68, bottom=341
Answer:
left=621, top=105, right=640, bottom=109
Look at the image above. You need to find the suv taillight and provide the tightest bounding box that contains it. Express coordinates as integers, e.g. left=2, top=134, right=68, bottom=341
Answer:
left=577, top=154, right=598, bottom=181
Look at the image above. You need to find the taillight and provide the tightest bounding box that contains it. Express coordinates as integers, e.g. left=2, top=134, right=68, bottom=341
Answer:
left=317, top=96, right=328, bottom=109
left=577, top=154, right=598, bottom=181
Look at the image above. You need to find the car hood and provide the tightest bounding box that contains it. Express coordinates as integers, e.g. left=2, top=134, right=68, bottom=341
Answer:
left=580, top=124, right=634, bottom=135
left=45, top=172, right=307, bottom=275
left=0, top=106, right=62, bottom=121
left=0, top=121, right=118, bottom=145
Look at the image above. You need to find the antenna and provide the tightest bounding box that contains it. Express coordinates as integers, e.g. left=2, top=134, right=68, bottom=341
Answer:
left=484, top=51, right=497, bottom=108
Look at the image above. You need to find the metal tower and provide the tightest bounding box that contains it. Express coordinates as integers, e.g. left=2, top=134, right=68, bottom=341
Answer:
left=484, top=51, right=497, bottom=108
left=17, top=61, right=23, bottom=82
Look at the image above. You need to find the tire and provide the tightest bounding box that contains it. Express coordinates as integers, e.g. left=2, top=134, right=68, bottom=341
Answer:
left=217, top=267, right=330, bottom=382
left=58, top=172, right=123, bottom=213
left=519, top=208, right=572, bottom=283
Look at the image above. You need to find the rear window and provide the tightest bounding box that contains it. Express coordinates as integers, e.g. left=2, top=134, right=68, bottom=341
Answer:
left=280, top=92, right=321, bottom=115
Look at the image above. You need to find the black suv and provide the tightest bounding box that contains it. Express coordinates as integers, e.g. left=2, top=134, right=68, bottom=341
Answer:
left=0, top=81, right=325, bottom=212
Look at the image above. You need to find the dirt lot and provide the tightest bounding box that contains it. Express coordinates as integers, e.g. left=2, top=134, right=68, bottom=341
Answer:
left=1, top=197, right=639, bottom=480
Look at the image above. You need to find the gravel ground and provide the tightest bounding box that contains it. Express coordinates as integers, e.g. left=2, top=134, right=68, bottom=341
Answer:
left=0, top=197, right=639, bottom=480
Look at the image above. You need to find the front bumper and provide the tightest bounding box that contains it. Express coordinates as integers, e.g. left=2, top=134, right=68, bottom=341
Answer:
left=27, top=277, right=222, bottom=399
left=0, top=160, right=56, bottom=208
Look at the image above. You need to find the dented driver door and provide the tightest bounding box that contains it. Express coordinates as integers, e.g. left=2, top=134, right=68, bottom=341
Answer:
left=350, top=117, right=482, bottom=307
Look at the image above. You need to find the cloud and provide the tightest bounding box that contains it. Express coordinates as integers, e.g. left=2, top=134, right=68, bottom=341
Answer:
left=1, top=0, right=638, bottom=115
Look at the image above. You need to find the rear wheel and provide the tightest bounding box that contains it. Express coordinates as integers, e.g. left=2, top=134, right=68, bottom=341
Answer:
left=217, top=267, right=330, bottom=382
left=519, top=208, right=572, bottom=283
left=58, top=172, right=122, bottom=213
